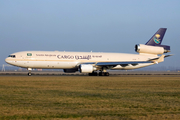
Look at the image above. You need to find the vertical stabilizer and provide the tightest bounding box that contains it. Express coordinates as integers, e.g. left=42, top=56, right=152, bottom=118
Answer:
left=145, top=28, right=167, bottom=46
left=145, top=28, right=170, bottom=50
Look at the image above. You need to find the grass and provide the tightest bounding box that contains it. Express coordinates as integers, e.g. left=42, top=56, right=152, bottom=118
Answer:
left=0, top=76, right=180, bottom=120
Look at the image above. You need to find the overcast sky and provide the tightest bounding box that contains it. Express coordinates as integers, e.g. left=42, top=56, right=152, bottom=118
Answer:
left=0, top=0, right=180, bottom=69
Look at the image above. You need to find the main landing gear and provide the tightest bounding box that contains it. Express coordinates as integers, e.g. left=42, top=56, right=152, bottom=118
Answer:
left=88, top=72, right=98, bottom=76
left=88, top=72, right=109, bottom=76
left=99, top=72, right=109, bottom=76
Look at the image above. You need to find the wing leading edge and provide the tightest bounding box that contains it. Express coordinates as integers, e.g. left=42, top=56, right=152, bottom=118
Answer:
left=96, top=61, right=152, bottom=66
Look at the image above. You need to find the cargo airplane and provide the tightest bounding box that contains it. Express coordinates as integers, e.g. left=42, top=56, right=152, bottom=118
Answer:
left=5, top=28, right=172, bottom=76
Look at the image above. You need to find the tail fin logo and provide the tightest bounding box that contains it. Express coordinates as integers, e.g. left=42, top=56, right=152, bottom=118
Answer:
left=154, top=34, right=161, bottom=44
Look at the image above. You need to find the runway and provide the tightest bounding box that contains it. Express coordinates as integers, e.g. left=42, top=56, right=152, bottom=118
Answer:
left=1, top=71, right=180, bottom=76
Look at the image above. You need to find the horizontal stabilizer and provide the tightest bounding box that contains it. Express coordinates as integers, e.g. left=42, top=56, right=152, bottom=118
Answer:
left=148, top=54, right=173, bottom=61
left=149, top=54, right=173, bottom=64
left=165, top=54, right=173, bottom=58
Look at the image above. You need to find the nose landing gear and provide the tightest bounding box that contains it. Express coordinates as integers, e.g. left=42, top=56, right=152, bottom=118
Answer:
left=28, top=72, right=32, bottom=76
left=27, top=68, right=32, bottom=76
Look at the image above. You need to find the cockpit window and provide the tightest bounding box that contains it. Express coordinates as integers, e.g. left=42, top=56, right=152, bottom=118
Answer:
left=8, top=55, right=16, bottom=58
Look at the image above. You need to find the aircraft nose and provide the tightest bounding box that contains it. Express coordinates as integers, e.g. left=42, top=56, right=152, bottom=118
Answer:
left=5, top=58, right=10, bottom=64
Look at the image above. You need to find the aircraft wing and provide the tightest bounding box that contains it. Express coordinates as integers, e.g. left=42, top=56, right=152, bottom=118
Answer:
left=81, top=54, right=171, bottom=67
left=95, top=61, right=152, bottom=66
left=148, top=54, right=173, bottom=61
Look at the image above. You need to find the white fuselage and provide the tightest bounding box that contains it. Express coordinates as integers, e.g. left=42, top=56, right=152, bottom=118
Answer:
left=5, top=51, right=156, bottom=70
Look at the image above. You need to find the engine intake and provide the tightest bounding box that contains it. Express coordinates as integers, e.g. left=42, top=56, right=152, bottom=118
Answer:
left=135, top=44, right=170, bottom=54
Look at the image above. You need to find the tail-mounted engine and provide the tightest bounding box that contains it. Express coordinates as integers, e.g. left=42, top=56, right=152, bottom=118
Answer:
left=135, top=44, right=170, bottom=55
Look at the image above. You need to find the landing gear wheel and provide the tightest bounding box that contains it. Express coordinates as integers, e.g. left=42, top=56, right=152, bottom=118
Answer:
left=99, top=72, right=102, bottom=76
left=105, top=72, right=109, bottom=76
left=28, top=73, right=32, bottom=76
left=27, top=68, right=32, bottom=76
left=89, top=72, right=98, bottom=76
left=99, top=72, right=109, bottom=76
